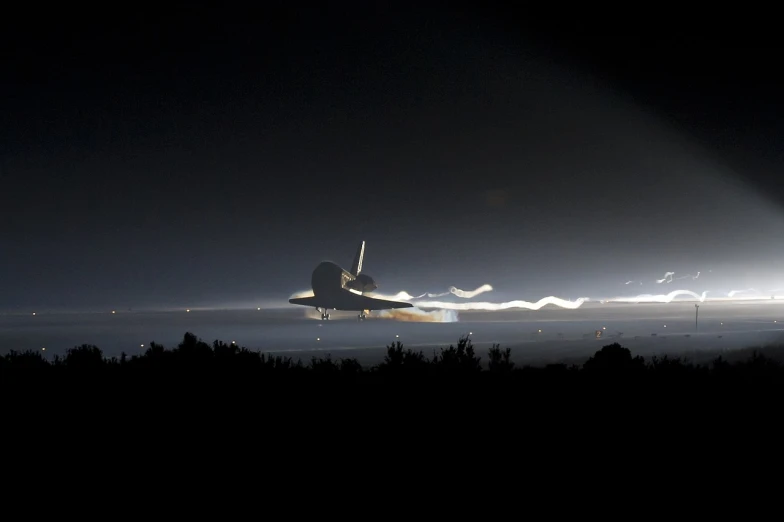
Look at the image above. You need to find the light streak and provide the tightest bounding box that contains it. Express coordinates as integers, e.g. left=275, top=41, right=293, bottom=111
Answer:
left=413, top=296, right=586, bottom=311
left=675, top=271, right=701, bottom=280
left=607, top=290, right=709, bottom=303
left=371, top=284, right=494, bottom=302
left=728, top=288, right=759, bottom=297
left=375, top=308, right=458, bottom=322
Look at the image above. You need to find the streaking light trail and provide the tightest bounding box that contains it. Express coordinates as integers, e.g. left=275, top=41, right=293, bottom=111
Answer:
left=371, top=285, right=494, bottom=302
left=375, top=308, right=459, bottom=322
left=413, top=296, right=586, bottom=311
left=289, top=277, right=784, bottom=321
left=421, top=284, right=494, bottom=298
left=606, top=290, right=709, bottom=304
left=728, top=289, right=759, bottom=297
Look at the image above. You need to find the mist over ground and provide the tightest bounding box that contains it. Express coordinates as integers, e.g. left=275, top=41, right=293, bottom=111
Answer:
left=3, top=302, right=783, bottom=369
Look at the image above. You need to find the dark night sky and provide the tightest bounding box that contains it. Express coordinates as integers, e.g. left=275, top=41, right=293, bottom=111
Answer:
left=3, top=4, right=784, bottom=309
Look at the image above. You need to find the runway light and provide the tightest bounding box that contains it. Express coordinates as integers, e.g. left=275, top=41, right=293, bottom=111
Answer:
left=41, top=347, right=46, bottom=351
left=538, top=329, right=542, bottom=333
left=32, top=312, right=36, bottom=316
left=112, top=310, right=116, bottom=314
left=140, top=344, right=144, bottom=348
left=602, top=326, right=606, bottom=330
left=231, top=340, right=236, bottom=344
left=664, top=325, right=667, bottom=328
left=469, top=332, right=473, bottom=335
left=257, top=307, right=261, bottom=311
left=395, top=334, right=399, bottom=338
left=186, top=309, right=190, bottom=312
left=316, top=337, right=320, bottom=341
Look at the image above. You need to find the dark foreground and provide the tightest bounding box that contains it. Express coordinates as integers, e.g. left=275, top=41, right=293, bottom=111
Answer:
left=4, top=332, right=784, bottom=396
left=5, top=332, right=782, bottom=456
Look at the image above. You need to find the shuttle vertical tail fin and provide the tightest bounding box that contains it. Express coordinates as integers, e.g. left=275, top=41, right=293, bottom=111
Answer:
left=351, top=241, right=365, bottom=276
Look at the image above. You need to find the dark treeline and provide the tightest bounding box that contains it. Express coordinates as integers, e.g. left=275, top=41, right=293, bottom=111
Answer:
left=5, top=332, right=784, bottom=435
left=3, top=331, right=784, bottom=383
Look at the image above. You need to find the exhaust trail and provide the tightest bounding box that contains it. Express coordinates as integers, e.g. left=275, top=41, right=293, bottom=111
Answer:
left=372, top=284, right=494, bottom=301
left=375, top=308, right=459, bottom=322
left=728, top=288, right=759, bottom=297
left=608, top=290, right=709, bottom=303
left=413, top=296, right=586, bottom=311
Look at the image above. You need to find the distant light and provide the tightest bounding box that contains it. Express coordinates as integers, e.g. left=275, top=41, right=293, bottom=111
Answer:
left=538, top=329, right=542, bottom=333
left=602, top=326, right=606, bottom=330
left=231, top=340, right=236, bottom=344
left=316, top=338, right=320, bottom=341
left=257, top=307, right=261, bottom=311
left=140, top=344, right=144, bottom=348
left=395, top=334, right=399, bottom=338
left=41, top=347, right=46, bottom=351
left=664, top=325, right=667, bottom=328
left=112, top=310, right=116, bottom=314
left=721, top=322, right=724, bottom=325
left=32, top=312, right=36, bottom=316
left=469, top=332, right=473, bottom=335
left=186, top=309, right=190, bottom=312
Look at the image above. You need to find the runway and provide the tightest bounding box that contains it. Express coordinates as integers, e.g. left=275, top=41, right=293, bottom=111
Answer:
left=2, top=300, right=784, bottom=366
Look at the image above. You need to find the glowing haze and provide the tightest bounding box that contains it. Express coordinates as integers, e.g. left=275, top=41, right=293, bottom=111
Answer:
left=288, top=274, right=784, bottom=322
left=4, top=9, right=784, bottom=312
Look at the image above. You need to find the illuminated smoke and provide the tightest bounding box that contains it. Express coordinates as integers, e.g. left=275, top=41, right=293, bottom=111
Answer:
left=728, top=288, right=759, bottom=297
left=608, top=290, right=709, bottom=303
left=292, top=285, right=493, bottom=303
left=656, top=272, right=675, bottom=283
left=425, top=284, right=494, bottom=298
left=675, top=271, right=701, bottom=280
left=372, top=284, right=494, bottom=301
left=413, top=296, right=586, bottom=311
left=375, top=308, right=458, bottom=322
left=304, top=307, right=324, bottom=320
left=371, top=291, right=421, bottom=301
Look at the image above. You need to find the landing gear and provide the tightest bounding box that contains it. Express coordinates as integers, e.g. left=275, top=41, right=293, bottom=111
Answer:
left=317, top=308, right=330, bottom=321
left=358, top=310, right=369, bottom=321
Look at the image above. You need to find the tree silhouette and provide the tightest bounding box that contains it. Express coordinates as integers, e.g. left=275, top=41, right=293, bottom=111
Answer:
left=583, top=343, right=646, bottom=372
left=2, top=331, right=784, bottom=399
left=64, top=344, right=104, bottom=368
left=175, top=332, right=212, bottom=363
left=1, top=350, right=50, bottom=370
left=431, top=335, right=482, bottom=374
left=487, top=344, right=514, bottom=373
left=378, top=341, right=429, bottom=374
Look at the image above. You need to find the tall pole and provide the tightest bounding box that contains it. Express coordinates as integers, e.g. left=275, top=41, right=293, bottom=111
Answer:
left=695, top=304, right=699, bottom=331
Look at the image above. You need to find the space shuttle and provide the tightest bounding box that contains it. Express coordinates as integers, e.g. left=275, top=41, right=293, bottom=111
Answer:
left=288, top=241, right=413, bottom=320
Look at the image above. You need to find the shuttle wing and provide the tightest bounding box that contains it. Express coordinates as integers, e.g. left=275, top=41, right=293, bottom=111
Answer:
left=345, top=292, right=413, bottom=310
left=289, top=289, right=413, bottom=311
